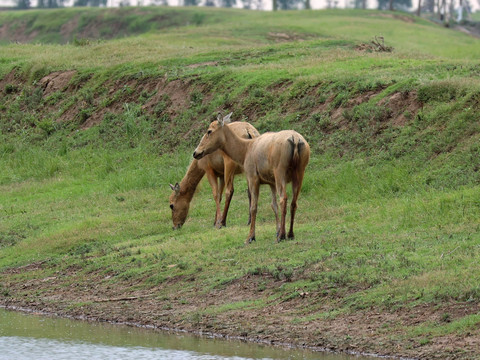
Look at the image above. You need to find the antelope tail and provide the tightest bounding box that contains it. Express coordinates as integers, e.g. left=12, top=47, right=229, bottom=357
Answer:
left=288, top=135, right=305, bottom=167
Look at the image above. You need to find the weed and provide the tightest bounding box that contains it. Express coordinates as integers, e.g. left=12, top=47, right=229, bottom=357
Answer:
left=0, top=231, right=26, bottom=248
left=4, top=84, right=18, bottom=94
left=36, top=118, right=56, bottom=136
left=76, top=108, right=93, bottom=125
left=189, top=90, right=203, bottom=107
left=192, top=12, right=205, bottom=26
left=441, top=313, right=451, bottom=323
left=73, top=37, right=91, bottom=47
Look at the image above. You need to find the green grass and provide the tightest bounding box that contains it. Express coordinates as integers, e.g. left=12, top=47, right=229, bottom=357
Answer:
left=1, top=7, right=480, bottom=355
left=471, top=11, right=480, bottom=21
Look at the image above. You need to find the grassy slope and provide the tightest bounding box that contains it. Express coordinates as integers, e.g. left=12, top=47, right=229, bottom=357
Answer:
left=1, top=7, right=480, bottom=359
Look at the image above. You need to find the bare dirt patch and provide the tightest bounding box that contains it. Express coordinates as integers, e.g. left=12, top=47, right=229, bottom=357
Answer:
left=373, top=13, right=415, bottom=24
left=60, top=16, right=80, bottom=43
left=0, top=69, right=21, bottom=94
left=267, top=32, right=312, bottom=42
left=142, top=78, right=194, bottom=117
left=187, top=61, right=218, bottom=69
left=0, top=22, right=39, bottom=44
left=379, top=90, right=422, bottom=126
left=39, top=70, right=77, bottom=97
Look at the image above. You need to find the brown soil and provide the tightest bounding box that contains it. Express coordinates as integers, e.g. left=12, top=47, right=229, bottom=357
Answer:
left=379, top=90, right=422, bottom=126
left=373, top=13, right=415, bottom=24
left=0, top=22, right=39, bottom=44
left=1, top=261, right=479, bottom=360
left=0, top=69, right=423, bottom=137
left=267, top=32, right=313, bottom=42
left=39, top=70, right=77, bottom=96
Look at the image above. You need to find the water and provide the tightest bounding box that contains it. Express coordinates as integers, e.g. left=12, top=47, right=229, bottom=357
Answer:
left=0, top=308, right=371, bottom=360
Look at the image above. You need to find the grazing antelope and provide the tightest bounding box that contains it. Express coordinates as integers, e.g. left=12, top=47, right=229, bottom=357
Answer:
left=193, top=113, right=310, bottom=244
left=169, top=121, right=259, bottom=230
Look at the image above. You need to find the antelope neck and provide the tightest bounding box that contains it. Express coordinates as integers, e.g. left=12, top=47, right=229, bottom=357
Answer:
left=221, top=125, right=251, bottom=165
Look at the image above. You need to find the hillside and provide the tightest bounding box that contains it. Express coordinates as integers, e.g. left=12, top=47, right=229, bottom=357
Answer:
left=1, top=7, right=480, bottom=359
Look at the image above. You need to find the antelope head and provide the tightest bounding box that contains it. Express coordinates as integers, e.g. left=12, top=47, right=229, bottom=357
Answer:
left=169, top=182, right=188, bottom=230
left=193, top=112, right=232, bottom=160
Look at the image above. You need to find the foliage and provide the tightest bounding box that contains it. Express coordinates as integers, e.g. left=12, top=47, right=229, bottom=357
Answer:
left=74, top=0, right=107, bottom=6
left=377, top=0, right=412, bottom=10
left=16, top=0, right=30, bottom=8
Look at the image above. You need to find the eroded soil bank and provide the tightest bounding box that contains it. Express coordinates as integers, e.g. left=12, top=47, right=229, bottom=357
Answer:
left=1, top=261, right=479, bottom=360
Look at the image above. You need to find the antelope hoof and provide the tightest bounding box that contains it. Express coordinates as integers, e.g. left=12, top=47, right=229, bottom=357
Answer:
left=276, top=234, right=286, bottom=243
left=288, top=232, right=294, bottom=240
left=245, top=236, right=256, bottom=245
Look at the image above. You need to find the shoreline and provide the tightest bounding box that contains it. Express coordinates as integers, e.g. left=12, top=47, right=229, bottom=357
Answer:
left=0, top=303, right=413, bottom=360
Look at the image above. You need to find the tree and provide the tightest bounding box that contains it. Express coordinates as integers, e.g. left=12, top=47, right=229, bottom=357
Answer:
left=17, top=0, right=30, bottom=8
left=424, top=0, right=435, bottom=12
left=354, top=0, right=367, bottom=8
left=74, top=0, right=107, bottom=6
left=47, top=0, right=59, bottom=7
left=183, top=0, right=199, bottom=5
left=377, top=0, right=412, bottom=10
left=276, top=0, right=303, bottom=9
left=243, top=0, right=262, bottom=9
left=221, top=0, right=237, bottom=6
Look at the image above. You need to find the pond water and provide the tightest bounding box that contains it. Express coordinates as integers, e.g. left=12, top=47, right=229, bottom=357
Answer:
left=0, top=307, right=372, bottom=360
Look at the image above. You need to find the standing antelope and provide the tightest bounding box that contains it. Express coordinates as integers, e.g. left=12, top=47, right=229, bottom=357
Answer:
left=193, top=113, right=310, bottom=244
left=169, top=121, right=259, bottom=230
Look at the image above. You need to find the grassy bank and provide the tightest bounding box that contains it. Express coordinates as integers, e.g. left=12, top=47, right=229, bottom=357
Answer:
left=1, top=7, right=480, bottom=359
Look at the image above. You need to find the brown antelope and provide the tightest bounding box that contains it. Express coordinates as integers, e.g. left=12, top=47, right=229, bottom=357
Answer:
left=169, top=121, right=259, bottom=230
left=193, top=113, right=310, bottom=244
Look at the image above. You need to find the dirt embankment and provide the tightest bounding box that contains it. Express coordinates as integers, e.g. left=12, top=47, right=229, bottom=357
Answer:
left=1, top=259, right=479, bottom=359
left=1, top=68, right=424, bottom=148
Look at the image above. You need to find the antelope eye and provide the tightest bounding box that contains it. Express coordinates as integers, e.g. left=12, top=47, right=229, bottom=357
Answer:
left=170, top=204, right=174, bottom=210
left=207, top=130, right=212, bottom=135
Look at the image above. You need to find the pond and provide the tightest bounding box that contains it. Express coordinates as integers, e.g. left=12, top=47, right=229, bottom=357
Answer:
left=0, top=307, right=373, bottom=360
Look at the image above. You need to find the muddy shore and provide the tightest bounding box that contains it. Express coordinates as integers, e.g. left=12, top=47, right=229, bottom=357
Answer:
left=1, top=264, right=479, bottom=360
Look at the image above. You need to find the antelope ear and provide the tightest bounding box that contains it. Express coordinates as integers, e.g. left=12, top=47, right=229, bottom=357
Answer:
left=169, top=183, right=180, bottom=193
left=217, top=113, right=224, bottom=126
left=223, top=112, right=233, bottom=125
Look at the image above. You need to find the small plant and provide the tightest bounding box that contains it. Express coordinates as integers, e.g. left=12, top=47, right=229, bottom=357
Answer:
left=192, top=12, right=205, bottom=26
left=36, top=118, right=56, bottom=136
left=21, top=88, right=43, bottom=110
left=81, top=90, right=94, bottom=106
left=440, top=313, right=451, bottom=323
left=76, top=108, right=93, bottom=124
left=356, top=36, right=394, bottom=52
left=190, top=90, right=203, bottom=107
left=257, top=282, right=266, bottom=292
left=73, top=37, right=91, bottom=47
left=4, top=84, right=18, bottom=94
left=419, top=337, right=431, bottom=346
left=45, top=91, right=64, bottom=106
